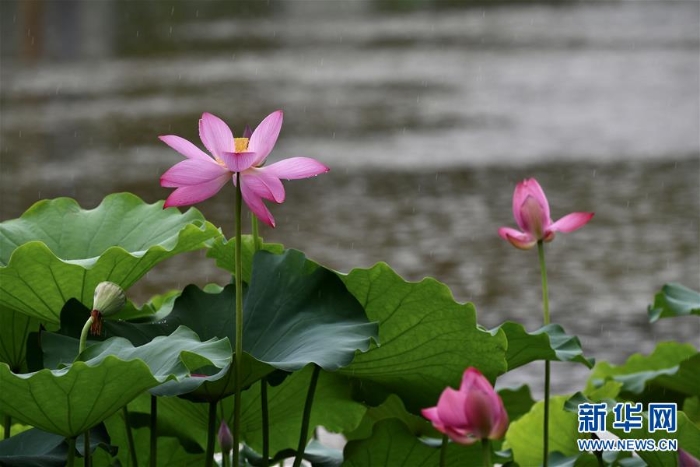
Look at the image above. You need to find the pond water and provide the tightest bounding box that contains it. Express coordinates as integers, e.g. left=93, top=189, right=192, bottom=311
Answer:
left=1, top=0, right=698, bottom=395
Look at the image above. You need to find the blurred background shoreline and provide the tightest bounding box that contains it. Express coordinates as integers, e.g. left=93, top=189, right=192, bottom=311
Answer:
left=1, top=0, right=698, bottom=394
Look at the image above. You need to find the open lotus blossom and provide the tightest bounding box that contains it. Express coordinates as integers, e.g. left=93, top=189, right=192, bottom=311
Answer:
left=498, top=178, right=594, bottom=250
left=159, top=111, right=329, bottom=227
left=421, top=367, right=508, bottom=445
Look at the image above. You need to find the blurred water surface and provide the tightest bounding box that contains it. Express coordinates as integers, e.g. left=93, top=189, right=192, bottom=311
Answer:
left=1, top=0, right=698, bottom=394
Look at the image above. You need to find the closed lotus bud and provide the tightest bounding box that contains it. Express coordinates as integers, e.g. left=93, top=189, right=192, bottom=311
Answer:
left=421, top=367, right=508, bottom=445
left=218, top=420, right=233, bottom=455
left=93, top=281, right=126, bottom=316
left=680, top=449, right=700, bottom=467
left=90, top=281, right=125, bottom=336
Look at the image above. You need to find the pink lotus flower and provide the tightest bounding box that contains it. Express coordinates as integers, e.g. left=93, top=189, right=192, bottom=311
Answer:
left=159, top=111, right=329, bottom=227
left=421, top=367, right=508, bottom=445
left=679, top=449, right=700, bottom=467
left=218, top=420, right=233, bottom=454
left=498, top=178, right=594, bottom=250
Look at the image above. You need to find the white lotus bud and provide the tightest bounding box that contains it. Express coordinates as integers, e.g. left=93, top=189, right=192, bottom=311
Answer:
left=93, top=281, right=126, bottom=317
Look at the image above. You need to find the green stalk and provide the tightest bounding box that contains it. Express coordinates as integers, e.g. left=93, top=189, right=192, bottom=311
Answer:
left=439, top=434, right=448, bottom=467
left=3, top=415, right=10, bottom=439
left=233, top=172, right=244, bottom=467
left=252, top=216, right=269, bottom=467
left=537, top=241, right=551, bottom=325
left=481, top=439, right=492, bottom=467
left=66, top=437, right=76, bottom=467
left=251, top=214, right=262, bottom=251
left=537, top=240, right=551, bottom=467
left=78, top=313, right=95, bottom=467
left=78, top=316, right=94, bottom=355
left=292, top=365, right=321, bottom=467
left=122, top=406, right=139, bottom=467
left=261, top=379, right=270, bottom=467
left=222, top=446, right=231, bottom=467
left=150, top=395, right=157, bottom=467
left=205, top=401, right=217, bottom=467
left=84, top=431, right=91, bottom=467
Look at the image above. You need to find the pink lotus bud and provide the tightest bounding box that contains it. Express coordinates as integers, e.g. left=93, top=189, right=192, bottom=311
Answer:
left=498, top=178, right=593, bottom=250
left=218, top=420, right=233, bottom=455
left=421, top=367, right=508, bottom=445
left=680, top=449, right=700, bottom=467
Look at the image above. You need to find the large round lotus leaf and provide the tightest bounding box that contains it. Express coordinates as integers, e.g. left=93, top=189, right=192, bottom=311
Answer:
left=0, top=326, right=231, bottom=438
left=0, top=358, right=162, bottom=438
left=338, top=263, right=508, bottom=412
left=51, top=249, right=377, bottom=400
left=102, top=249, right=377, bottom=372
left=0, top=193, right=221, bottom=323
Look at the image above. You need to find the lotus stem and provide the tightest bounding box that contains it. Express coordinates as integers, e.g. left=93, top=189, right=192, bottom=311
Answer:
left=261, top=378, right=270, bottom=467
left=3, top=415, right=10, bottom=439
left=233, top=172, right=244, bottom=467
left=78, top=316, right=94, bottom=355
left=537, top=240, right=551, bottom=467
left=66, top=436, right=76, bottom=467
left=122, top=406, right=139, bottom=467
left=150, top=395, right=157, bottom=467
left=84, top=430, right=91, bottom=467
left=481, top=439, right=492, bottom=467
left=292, top=365, right=321, bottom=467
left=205, top=401, right=216, bottom=467
left=439, top=434, right=448, bottom=467
left=252, top=222, right=269, bottom=467
left=251, top=214, right=262, bottom=251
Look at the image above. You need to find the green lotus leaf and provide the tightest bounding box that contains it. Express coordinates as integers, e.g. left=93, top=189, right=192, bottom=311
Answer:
left=648, top=283, right=700, bottom=322
left=586, top=342, right=699, bottom=397
left=0, top=428, right=67, bottom=466
left=78, top=326, right=232, bottom=372
left=344, top=393, right=440, bottom=442
left=42, top=296, right=271, bottom=400
left=343, top=418, right=484, bottom=467
left=499, top=385, right=536, bottom=424
left=0, top=326, right=231, bottom=438
left=0, top=423, right=116, bottom=466
left=505, top=395, right=580, bottom=466
left=0, top=303, right=41, bottom=371
left=0, top=357, right=162, bottom=438
left=40, top=316, right=237, bottom=399
left=338, top=263, right=508, bottom=412
left=47, top=249, right=376, bottom=400
left=0, top=193, right=221, bottom=323
left=492, top=322, right=595, bottom=371
left=104, top=250, right=376, bottom=371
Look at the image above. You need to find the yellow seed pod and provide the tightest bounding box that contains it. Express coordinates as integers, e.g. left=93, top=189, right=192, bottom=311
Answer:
left=93, top=281, right=126, bottom=317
